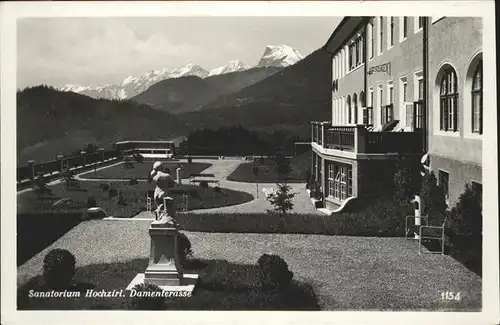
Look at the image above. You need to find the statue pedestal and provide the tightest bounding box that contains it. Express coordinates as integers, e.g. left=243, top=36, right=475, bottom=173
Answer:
left=144, top=217, right=181, bottom=286
left=126, top=216, right=198, bottom=294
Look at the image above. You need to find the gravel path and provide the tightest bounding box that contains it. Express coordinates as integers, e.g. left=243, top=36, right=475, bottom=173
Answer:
left=182, top=159, right=319, bottom=215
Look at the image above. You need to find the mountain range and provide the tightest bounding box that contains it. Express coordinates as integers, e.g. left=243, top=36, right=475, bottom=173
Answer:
left=58, top=45, right=304, bottom=100
left=130, top=66, right=282, bottom=114
left=18, top=47, right=330, bottom=164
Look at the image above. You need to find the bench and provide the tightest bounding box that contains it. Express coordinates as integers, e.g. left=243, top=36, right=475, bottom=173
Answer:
left=189, top=179, right=220, bottom=186
left=189, top=173, right=219, bottom=186
left=189, top=173, right=215, bottom=178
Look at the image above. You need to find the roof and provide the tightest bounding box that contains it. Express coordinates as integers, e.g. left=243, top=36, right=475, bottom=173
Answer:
left=323, top=17, right=371, bottom=55
left=115, top=140, right=175, bottom=145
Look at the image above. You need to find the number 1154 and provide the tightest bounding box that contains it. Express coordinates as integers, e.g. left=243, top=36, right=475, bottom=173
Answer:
left=441, top=291, right=461, bottom=301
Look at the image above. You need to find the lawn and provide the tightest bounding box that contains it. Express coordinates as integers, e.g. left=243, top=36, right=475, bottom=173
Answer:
left=17, top=222, right=482, bottom=311
left=18, top=257, right=319, bottom=310
left=80, top=161, right=211, bottom=180
left=17, top=180, right=254, bottom=218
left=227, top=151, right=311, bottom=183
left=227, top=162, right=305, bottom=183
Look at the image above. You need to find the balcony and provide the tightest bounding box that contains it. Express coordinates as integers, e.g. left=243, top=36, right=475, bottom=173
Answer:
left=311, top=123, right=423, bottom=155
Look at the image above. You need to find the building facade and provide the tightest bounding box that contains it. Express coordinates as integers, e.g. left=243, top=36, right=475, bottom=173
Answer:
left=311, top=16, right=482, bottom=212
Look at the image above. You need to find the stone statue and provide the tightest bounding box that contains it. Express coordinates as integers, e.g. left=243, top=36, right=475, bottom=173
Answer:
left=150, top=161, right=177, bottom=225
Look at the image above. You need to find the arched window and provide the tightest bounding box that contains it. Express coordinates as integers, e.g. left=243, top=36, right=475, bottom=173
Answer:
left=360, top=91, right=365, bottom=107
left=346, top=95, right=351, bottom=124
left=440, top=68, right=459, bottom=132
left=471, top=60, right=482, bottom=134
left=352, top=93, right=358, bottom=124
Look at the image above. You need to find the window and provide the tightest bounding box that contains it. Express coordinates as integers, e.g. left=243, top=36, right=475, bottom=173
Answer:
left=379, top=17, right=384, bottom=54
left=440, top=67, right=459, bottom=132
left=347, top=95, right=352, bottom=124
left=330, top=163, right=353, bottom=200
left=368, top=20, right=374, bottom=59
left=381, top=83, right=394, bottom=124
left=366, top=88, right=374, bottom=125
left=400, top=77, right=408, bottom=126
left=353, top=93, right=358, bottom=124
left=328, top=164, right=335, bottom=197
left=388, top=84, right=394, bottom=104
left=418, top=78, right=424, bottom=100
left=348, top=36, right=364, bottom=71
left=389, top=17, right=395, bottom=47
left=438, top=170, right=450, bottom=202
left=379, top=86, right=384, bottom=125
left=418, top=17, right=424, bottom=29
left=403, top=17, right=408, bottom=38
left=472, top=60, right=483, bottom=134
left=349, top=43, right=355, bottom=70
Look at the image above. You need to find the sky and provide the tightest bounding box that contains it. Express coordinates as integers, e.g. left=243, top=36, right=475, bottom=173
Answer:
left=17, top=17, right=341, bottom=89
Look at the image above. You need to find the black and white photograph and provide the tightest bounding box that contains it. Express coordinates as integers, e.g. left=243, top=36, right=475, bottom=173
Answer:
left=1, top=1, right=498, bottom=324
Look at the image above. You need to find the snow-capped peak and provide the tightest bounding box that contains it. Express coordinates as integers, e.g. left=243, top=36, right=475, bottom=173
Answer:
left=59, top=84, right=92, bottom=93
left=208, top=60, right=249, bottom=76
left=256, top=44, right=305, bottom=68
left=168, top=63, right=209, bottom=79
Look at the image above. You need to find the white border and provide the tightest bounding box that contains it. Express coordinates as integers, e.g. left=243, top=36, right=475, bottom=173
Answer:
left=1, top=2, right=498, bottom=325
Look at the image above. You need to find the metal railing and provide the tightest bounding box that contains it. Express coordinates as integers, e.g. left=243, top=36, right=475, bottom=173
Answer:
left=311, top=122, right=423, bottom=155
left=325, top=126, right=356, bottom=151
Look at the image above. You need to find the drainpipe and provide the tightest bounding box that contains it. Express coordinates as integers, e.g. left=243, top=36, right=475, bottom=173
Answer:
left=423, top=17, right=429, bottom=153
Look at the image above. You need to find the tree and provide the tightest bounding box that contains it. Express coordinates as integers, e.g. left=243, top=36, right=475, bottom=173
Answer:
left=393, top=155, right=419, bottom=203
left=267, top=183, right=296, bottom=216
left=63, top=168, right=80, bottom=190
left=274, top=153, right=291, bottom=181
left=33, top=172, right=52, bottom=200
left=420, top=171, right=447, bottom=223
left=253, top=164, right=260, bottom=198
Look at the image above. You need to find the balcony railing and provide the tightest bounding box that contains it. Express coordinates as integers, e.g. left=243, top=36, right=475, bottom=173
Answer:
left=325, top=126, right=355, bottom=151
left=311, top=123, right=422, bottom=154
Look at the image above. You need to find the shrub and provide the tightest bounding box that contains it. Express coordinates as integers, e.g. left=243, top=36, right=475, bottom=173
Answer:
left=188, top=189, right=200, bottom=199
left=199, top=180, right=209, bottom=189
left=43, top=249, right=76, bottom=290
left=87, top=196, right=97, bottom=208
left=108, top=188, right=118, bottom=198
left=33, top=173, right=52, bottom=200
left=177, top=233, right=193, bottom=267
left=393, top=155, right=419, bottom=203
left=305, top=169, right=311, bottom=189
left=257, top=254, right=293, bottom=290
left=100, top=183, right=110, bottom=192
left=127, top=283, right=165, bottom=310
left=118, top=192, right=126, bottom=205
left=63, top=168, right=79, bottom=190
left=274, top=153, right=291, bottom=180
left=447, top=184, right=482, bottom=275
left=134, top=154, right=144, bottom=163
left=420, top=171, right=447, bottom=224
left=129, top=178, right=139, bottom=185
